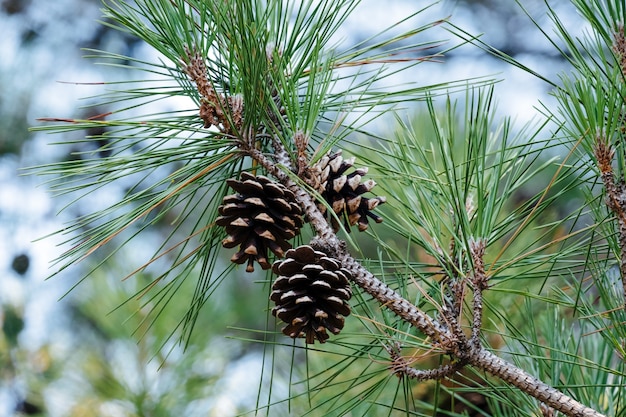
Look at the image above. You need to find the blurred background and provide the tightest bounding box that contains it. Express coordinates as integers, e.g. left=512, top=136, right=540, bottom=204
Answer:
left=0, top=0, right=577, bottom=415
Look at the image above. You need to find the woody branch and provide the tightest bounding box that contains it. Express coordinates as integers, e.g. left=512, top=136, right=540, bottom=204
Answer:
left=183, top=47, right=605, bottom=417
left=245, top=143, right=605, bottom=417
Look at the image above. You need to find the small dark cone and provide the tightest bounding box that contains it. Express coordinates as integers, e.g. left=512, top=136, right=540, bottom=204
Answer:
left=216, top=172, right=304, bottom=272
left=270, top=245, right=352, bottom=343
left=312, top=150, right=386, bottom=232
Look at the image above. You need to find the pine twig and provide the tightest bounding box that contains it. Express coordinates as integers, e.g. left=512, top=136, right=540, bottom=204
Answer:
left=385, top=341, right=465, bottom=381
left=469, top=238, right=488, bottom=348
left=594, top=137, right=626, bottom=308
left=182, top=46, right=243, bottom=134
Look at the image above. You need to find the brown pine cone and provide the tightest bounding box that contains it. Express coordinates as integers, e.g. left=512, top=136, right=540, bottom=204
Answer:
left=216, top=172, right=304, bottom=272
left=312, top=150, right=386, bottom=232
left=271, top=245, right=352, bottom=343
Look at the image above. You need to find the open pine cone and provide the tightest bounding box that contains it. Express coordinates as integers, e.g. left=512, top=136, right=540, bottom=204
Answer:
left=312, top=150, right=386, bottom=232
left=216, top=172, right=304, bottom=272
left=271, top=245, right=352, bottom=344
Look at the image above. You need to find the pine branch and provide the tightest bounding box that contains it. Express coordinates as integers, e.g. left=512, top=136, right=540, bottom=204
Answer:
left=594, top=137, right=626, bottom=308
left=385, top=341, right=465, bottom=381
left=468, top=238, right=487, bottom=349
left=245, top=136, right=605, bottom=417
left=468, top=349, right=604, bottom=417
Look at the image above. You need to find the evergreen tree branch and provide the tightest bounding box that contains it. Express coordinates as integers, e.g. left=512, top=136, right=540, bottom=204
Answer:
left=244, top=133, right=605, bottom=417
left=468, top=349, right=604, bottom=417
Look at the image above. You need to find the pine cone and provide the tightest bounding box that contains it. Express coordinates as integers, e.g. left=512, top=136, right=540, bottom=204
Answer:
left=312, top=150, right=386, bottom=232
left=216, top=172, right=304, bottom=272
left=271, top=245, right=352, bottom=344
